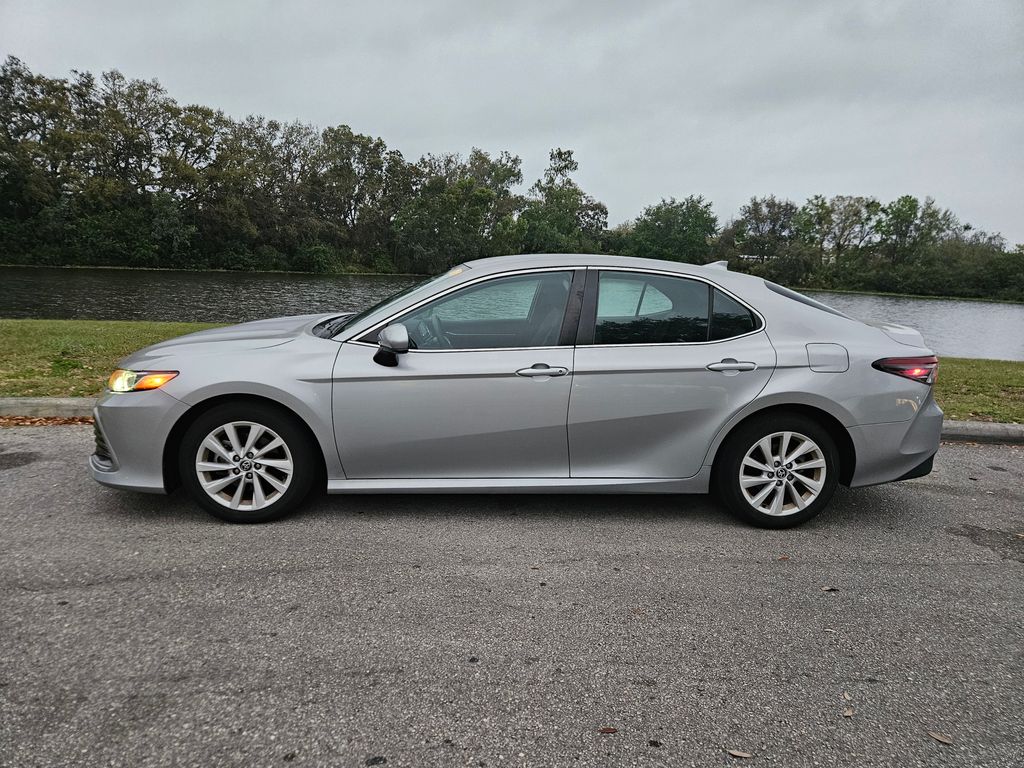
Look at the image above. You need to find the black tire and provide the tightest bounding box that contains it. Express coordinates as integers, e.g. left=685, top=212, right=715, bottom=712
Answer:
left=179, top=401, right=317, bottom=523
left=714, top=412, right=840, bottom=529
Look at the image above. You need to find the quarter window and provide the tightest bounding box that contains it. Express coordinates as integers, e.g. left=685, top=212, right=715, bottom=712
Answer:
left=710, top=289, right=758, bottom=340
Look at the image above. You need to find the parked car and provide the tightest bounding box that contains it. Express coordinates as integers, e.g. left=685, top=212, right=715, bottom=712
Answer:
left=90, top=254, right=942, bottom=527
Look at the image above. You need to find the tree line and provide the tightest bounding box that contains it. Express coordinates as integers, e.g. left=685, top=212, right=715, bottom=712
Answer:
left=2, top=57, right=1021, bottom=300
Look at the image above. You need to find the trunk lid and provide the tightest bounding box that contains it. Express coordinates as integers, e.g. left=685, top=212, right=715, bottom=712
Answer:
left=864, top=321, right=931, bottom=351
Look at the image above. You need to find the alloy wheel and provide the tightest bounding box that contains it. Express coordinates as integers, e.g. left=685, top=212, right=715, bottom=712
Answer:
left=738, top=431, right=827, bottom=517
left=194, top=421, right=294, bottom=511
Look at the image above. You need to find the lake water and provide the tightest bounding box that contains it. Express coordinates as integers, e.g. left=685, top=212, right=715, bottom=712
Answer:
left=1, top=266, right=1022, bottom=361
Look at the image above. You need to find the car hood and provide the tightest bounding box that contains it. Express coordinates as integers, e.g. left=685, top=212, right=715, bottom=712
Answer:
left=121, top=313, right=334, bottom=366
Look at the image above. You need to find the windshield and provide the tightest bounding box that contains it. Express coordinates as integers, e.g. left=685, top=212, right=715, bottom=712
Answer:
left=331, top=269, right=462, bottom=336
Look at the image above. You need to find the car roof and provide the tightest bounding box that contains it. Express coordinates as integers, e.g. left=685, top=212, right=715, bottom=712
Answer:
left=462, top=253, right=727, bottom=277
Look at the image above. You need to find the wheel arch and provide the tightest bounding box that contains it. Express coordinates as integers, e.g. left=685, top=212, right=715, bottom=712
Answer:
left=708, top=402, right=857, bottom=487
left=162, top=394, right=328, bottom=492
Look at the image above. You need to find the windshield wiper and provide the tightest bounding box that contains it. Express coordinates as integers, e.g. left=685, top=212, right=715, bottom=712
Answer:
left=313, top=313, right=354, bottom=339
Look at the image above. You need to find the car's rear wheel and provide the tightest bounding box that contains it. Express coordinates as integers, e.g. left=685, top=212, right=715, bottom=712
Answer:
left=179, top=402, right=315, bottom=523
left=714, top=413, right=839, bottom=528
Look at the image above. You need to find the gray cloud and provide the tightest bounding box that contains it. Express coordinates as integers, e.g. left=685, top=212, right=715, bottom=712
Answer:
left=2, top=0, right=1021, bottom=241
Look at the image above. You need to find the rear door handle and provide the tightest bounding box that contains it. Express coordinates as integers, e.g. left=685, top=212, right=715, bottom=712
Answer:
left=516, top=364, right=569, bottom=377
left=706, top=359, right=757, bottom=372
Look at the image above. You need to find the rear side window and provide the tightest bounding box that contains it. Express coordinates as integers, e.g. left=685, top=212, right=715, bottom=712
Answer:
left=586, top=271, right=762, bottom=345
left=710, top=289, right=758, bottom=340
left=594, top=272, right=709, bottom=344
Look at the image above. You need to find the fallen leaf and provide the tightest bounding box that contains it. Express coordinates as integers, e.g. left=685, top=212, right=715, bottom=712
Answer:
left=821, top=586, right=839, bottom=592
left=778, top=555, right=790, bottom=561
left=598, top=727, right=618, bottom=734
left=928, top=731, right=953, bottom=745
left=727, top=749, right=753, bottom=759
left=0, top=415, right=94, bottom=427
left=843, top=707, right=854, bottom=717
left=842, top=692, right=852, bottom=701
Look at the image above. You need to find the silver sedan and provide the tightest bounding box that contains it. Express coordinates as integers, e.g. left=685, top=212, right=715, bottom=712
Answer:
left=90, top=254, right=943, bottom=527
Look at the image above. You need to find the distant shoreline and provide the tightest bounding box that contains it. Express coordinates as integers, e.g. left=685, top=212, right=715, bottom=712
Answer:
left=3, top=263, right=1021, bottom=306
left=0, top=263, right=427, bottom=278
left=802, top=287, right=1024, bottom=306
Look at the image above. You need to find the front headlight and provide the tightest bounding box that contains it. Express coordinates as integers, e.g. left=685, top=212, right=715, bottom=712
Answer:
left=107, top=369, right=179, bottom=393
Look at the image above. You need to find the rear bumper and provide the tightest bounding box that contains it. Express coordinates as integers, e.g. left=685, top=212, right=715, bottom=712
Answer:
left=89, top=389, right=190, bottom=494
left=895, top=452, right=935, bottom=481
left=847, top=397, right=943, bottom=487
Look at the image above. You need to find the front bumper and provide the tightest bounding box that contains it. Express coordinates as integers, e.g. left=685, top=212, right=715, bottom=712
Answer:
left=89, top=389, right=190, bottom=493
left=847, top=396, right=944, bottom=487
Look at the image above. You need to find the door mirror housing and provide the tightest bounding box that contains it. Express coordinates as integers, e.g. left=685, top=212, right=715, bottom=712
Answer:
left=374, top=323, right=410, bottom=367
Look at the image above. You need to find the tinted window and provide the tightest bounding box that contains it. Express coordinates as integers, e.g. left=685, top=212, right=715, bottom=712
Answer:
left=710, top=289, right=758, bottom=340
left=594, top=272, right=709, bottom=344
left=396, top=271, right=572, bottom=350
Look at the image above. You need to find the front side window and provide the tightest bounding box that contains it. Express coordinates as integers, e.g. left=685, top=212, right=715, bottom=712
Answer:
left=594, top=272, right=710, bottom=344
left=393, top=271, right=573, bottom=350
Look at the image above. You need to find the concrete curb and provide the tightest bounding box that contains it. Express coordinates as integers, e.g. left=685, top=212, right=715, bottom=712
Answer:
left=939, top=420, right=1024, bottom=445
left=0, top=397, right=95, bottom=417
left=1, top=396, right=1022, bottom=444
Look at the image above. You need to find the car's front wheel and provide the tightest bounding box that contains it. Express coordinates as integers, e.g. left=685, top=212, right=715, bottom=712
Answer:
left=714, top=413, right=839, bottom=528
left=179, top=402, right=316, bottom=523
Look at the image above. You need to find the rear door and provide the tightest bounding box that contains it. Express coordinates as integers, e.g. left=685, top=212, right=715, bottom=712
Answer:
left=568, top=268, right=776, bottom=478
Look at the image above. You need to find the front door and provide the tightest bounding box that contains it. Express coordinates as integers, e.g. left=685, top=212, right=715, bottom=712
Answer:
left=332, top=269, right=580, bottom=479
left=568, top=269, right=776, bottom=478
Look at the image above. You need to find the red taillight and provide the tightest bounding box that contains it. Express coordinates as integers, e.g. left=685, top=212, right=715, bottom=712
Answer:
left=872, top=355, right=938, bottom=385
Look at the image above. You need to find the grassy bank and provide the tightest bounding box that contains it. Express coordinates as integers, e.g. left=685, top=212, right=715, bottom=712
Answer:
left=0, top=319, right=1021, bottom=422
left=933, top=358, right=1024, bottom=422
left=0, top=319, right=220, bottom=397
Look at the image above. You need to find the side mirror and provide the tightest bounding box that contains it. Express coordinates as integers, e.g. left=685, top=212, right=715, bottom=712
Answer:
left=373, top=323, right=409, bottom=367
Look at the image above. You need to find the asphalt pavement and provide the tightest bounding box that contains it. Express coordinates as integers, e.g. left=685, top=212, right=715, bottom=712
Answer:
left=0, top=427, right=1021, bottom=768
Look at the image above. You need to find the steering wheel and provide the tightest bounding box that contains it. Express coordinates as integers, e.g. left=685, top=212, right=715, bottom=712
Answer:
left=429, top=310, right=452, bottom=349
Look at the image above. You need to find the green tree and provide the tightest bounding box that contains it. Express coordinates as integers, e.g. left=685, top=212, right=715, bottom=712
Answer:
left=518, top=149, right=607, bottom=253
left=620, top=196, right=718, bottom=263
left=736, top=196, right=799, bottom=262
left=1, top=56, right=1020, bottom=300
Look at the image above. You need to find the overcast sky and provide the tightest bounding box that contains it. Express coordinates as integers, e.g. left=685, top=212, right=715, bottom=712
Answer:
left=2, top=0, right=1022, bottom=242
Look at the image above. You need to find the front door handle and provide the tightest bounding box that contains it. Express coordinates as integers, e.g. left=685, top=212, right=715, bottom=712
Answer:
left=516, top=364, right=569, bottom=377
left=706, top=358, right=757, bottom=372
